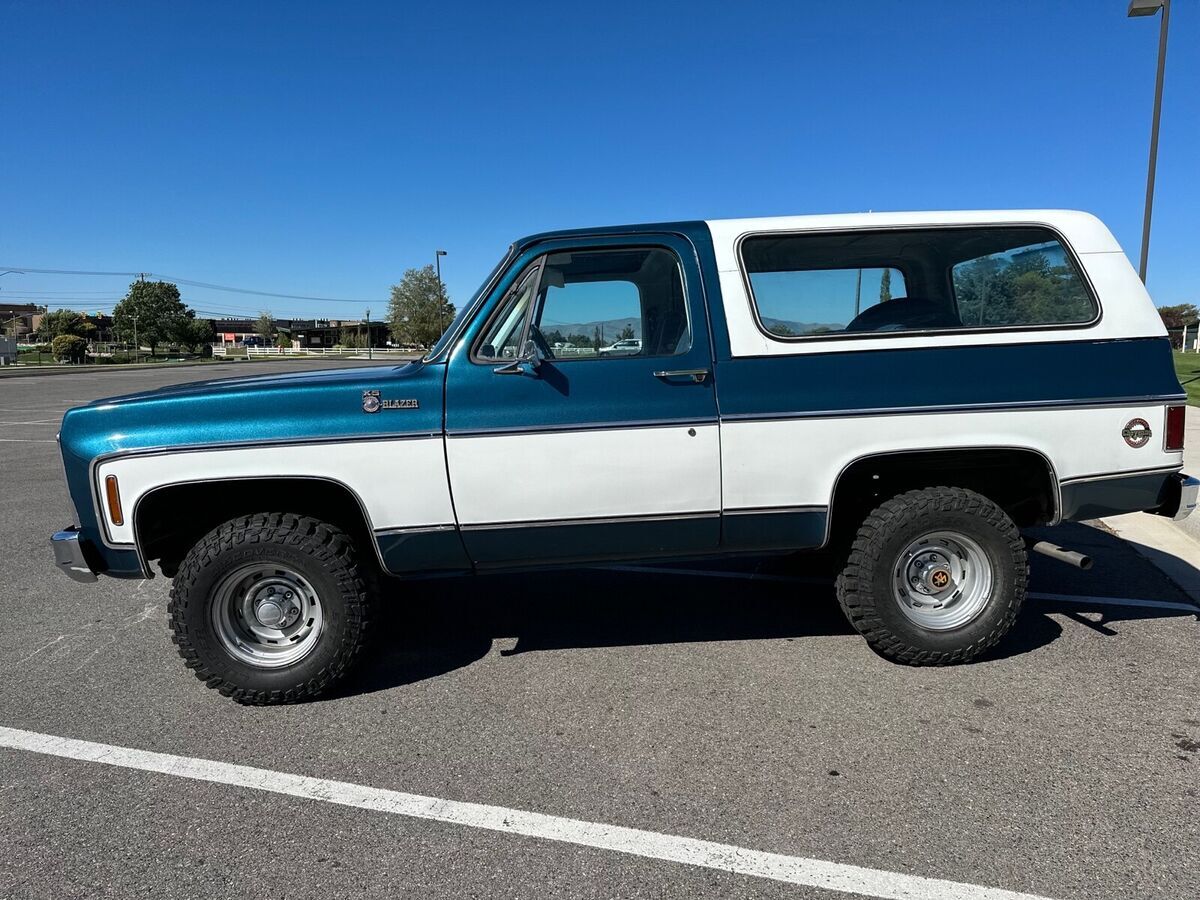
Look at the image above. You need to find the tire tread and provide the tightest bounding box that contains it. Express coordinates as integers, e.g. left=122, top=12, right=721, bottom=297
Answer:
left=836, top=486, right=1027, bottom=666
left=167, top=513, right=371, bottom=705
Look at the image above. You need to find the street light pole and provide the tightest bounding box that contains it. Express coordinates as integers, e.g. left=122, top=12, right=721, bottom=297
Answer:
left=1127, top=0, right=1172, bottom=284
left=365, top=306, right=372, bottom=360
left=132, top=315, right=139, bottom=365
left=435, top=249, right=449, bottom=338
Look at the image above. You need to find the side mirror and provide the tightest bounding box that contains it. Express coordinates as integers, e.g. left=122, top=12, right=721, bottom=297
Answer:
left=522, top=339, right=541, bottom=370
left=493, top=340, right=540, bottom=376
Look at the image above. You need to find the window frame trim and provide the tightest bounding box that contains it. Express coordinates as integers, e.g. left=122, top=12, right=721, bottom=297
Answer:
left=735, top=222, right=1104, bottom=345
left=470, top=257, right=546, bottom=365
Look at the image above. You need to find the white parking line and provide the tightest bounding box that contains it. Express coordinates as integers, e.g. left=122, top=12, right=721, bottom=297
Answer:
left=1027, top=591, right=1198, bottom=613
left=0, top=438, right=56, bottom=443
left=0, top=725, right=1054, bottom=900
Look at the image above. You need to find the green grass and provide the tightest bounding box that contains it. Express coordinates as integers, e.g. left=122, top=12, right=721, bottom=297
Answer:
left=1173, top=351, right=1200, bottom=405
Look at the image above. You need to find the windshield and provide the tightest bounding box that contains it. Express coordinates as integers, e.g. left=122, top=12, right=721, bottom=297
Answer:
left=424, top=245, right=515, bottom=362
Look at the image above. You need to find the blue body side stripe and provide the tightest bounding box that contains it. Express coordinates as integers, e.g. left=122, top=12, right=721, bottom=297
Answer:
left=715, top=338, right=1181, bottom=419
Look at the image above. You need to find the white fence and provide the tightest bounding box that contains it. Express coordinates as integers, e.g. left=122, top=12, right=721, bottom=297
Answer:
left=215, top=346, right=420, bottom=359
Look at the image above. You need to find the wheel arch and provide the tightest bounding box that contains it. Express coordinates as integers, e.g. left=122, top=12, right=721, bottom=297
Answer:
left=825, top=445, right=1060, bottom=550
left=133, top=475, right=384, bottom=577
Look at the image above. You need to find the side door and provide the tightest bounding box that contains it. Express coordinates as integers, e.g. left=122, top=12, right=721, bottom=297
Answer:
left=444, top=235, right=720, bottom=566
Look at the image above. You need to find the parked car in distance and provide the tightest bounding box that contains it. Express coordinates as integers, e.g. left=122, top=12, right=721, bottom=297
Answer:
left=52, top=209, right=1196, bottom=704
left=599, top=338, right=642, bottom=356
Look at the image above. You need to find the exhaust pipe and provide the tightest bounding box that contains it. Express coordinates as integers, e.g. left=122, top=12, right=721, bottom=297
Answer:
left=1029, top=540, right=1092, bottom=570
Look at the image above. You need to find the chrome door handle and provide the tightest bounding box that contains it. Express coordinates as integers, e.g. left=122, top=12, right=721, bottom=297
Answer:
left=653, top=368, right=709, bottom=384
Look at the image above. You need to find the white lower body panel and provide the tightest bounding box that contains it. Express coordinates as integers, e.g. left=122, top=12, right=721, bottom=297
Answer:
left=446, top=424, right=721, bottom=525
left=97, top=438, right=454, bottom=546
left=721, top=405, right=1182, bottom=511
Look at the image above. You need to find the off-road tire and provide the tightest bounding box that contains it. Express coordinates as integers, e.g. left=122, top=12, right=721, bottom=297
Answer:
left=168, top=513, right=372, bottom=704
left=836, top=487, right=1026, bottom=665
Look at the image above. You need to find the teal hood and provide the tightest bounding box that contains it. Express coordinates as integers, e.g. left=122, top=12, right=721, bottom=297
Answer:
left=59, top=361, right=446, bottom=463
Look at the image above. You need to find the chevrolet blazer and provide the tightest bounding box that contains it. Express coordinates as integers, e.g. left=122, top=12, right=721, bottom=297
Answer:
left=52, top=210, right=1197, bottom=704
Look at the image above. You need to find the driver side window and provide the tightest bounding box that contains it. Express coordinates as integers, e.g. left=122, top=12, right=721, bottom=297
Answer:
left=475, top=246, right=692, bottom=363
left=537, top=255, right=643, bottom=360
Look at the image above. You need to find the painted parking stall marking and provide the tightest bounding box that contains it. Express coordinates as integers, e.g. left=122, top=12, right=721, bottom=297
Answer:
left=0, top=725, right=1056, bottom=900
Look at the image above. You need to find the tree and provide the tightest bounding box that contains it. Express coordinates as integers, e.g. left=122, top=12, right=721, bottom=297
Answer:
left=51, top=334, right=87, bottom=363
left=1158, top=304, right=1199, bottom=330
left=112, top=280, right=188, bottom=357
left=879, top=269, right=892, bottom=303
left=953, top=253, right=1093, bottom=328
left=387, top=265, right=454, bottom=348
left=617, top=323, right=636, bottom=340
left=39, top=309, right=94, bottom=342
left=255, top=311, right=276, bottom=343
left=174, top=316, right=215, bottom=352
left=275, top=331, right=291, bottom=349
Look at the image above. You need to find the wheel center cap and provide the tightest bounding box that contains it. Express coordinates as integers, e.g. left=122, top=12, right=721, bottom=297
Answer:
left=254, top=599, right=286, bottom=628
left=927, top=567, right=952, bottom=591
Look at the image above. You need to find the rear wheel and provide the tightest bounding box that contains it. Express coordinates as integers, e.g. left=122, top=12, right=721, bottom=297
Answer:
left=168, top=513, right=373, bottom=704
left=836, top=487, right=1026, bottom=665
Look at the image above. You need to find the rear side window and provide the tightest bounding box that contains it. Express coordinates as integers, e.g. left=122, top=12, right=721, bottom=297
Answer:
left=951, top=240, right=1095, bottom=327
left=740, top=226, right=1098, bottom=340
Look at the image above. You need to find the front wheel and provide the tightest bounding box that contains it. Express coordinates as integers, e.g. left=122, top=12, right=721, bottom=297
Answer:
left=836, top=487, right=1027, bottom=665
left=168, top=513, right=373, bottom=704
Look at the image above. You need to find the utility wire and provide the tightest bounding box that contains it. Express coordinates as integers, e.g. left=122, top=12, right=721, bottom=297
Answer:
left=0, top=266, right=374, bottom=304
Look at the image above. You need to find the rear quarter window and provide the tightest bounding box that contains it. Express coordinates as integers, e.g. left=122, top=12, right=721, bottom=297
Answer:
left=740, top=226, right=1099, bottom=341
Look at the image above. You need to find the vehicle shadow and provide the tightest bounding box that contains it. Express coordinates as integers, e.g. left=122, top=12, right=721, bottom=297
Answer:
left=337, top=525, right=1197, bottom=699
left=340, top=566, right=852, bottom=698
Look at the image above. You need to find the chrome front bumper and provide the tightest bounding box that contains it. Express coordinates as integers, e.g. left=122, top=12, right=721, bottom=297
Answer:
left=51, top=528, right=98, bottom=583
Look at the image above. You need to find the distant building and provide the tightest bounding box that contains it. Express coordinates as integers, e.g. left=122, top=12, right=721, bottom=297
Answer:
left=290, top=319, right=389, bottom=348
left=0, top=303, right=43, bottom=341
left=83, top=313, right=115, bottom=342
left=212, top=317, right=388, bottom=348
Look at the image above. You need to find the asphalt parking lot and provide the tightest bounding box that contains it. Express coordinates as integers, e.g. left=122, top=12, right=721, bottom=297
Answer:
left=1, top=362, right=1198, bottom=900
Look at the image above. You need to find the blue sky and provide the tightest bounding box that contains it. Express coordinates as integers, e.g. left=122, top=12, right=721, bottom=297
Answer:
left=2, top=1, right=1196, bottom=322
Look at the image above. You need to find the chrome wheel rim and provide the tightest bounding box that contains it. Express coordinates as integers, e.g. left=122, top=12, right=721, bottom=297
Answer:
left=891, top=530, right=993, bottom=631
left=211, top=563, right=324, bottom=668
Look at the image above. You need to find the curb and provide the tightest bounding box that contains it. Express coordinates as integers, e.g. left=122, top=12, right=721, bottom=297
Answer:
left=1101, top=511, right=1200, bottom=606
